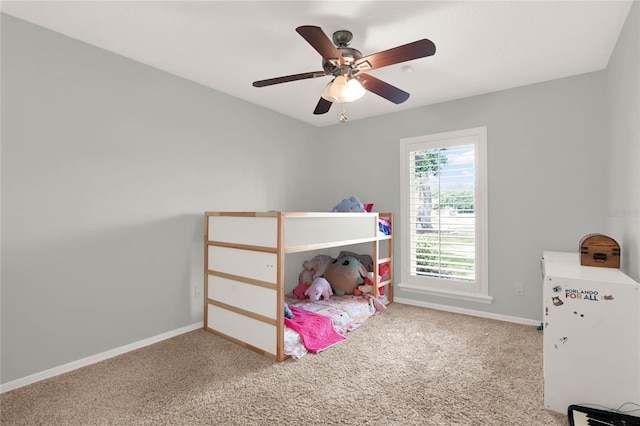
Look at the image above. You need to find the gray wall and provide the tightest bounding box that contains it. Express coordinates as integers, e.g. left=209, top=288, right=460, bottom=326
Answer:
left=604, top=1, right=640, bottom=281
left=314, top=1, right=639, bottom=320
left=0, top=14, right=318, bottom=384
left=2, top=3, right=638, bottom=386
left=317, top=71, right=608, bottom=321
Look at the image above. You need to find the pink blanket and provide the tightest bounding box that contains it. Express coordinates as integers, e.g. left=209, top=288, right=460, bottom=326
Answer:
left=284, top=306, right=346, bottom=353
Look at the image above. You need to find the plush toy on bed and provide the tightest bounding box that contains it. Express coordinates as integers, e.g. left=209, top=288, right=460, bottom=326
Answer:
left=291, top=283, right=310, bottom=299
left=323, top=255, right=368, bottom=295
left=304, top=277, right=333, bottom=301
left=356, top=263, right=390, bottom=296
left=298, top=255, right=333, bottom=286
left=332, top=196, right=366, bottom=213
left=293, top=254, right=334, bottom=299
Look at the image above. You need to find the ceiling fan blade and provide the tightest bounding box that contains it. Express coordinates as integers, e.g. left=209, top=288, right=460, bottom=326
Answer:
left=313, top=97, right=333, bottom=115
left=354, top=39, right=436, bottom=72
left=356, top=73, right=410, bottom=104
left=296, top=25, right=343, bottom=64
left=253, top=71, right=326, bottom=87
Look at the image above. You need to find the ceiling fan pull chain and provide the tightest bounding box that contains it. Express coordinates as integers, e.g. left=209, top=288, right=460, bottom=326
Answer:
left=339, top=103, right=348, bottom=122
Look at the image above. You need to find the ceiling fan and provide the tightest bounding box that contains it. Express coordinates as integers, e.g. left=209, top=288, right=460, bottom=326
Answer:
left=252, top=25, right=436, bottom=115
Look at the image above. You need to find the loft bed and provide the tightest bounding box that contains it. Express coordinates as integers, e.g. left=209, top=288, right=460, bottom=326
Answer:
left=204, top=211, right=393, bottom=361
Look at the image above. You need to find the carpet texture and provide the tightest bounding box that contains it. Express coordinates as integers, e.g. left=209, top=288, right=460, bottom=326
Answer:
left=0, top=303, right=568, bottom=425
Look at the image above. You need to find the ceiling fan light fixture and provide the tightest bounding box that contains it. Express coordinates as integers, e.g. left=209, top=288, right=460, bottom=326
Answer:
left=255, top=26, right=436, bottom=116
left=321, top=75, right=365, bottom=103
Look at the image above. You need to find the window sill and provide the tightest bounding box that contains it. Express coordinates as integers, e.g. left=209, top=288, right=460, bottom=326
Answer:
left=397, top=282, right=494, bottom=304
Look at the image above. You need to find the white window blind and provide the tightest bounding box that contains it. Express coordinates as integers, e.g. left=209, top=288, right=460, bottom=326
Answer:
left=400, top=127, right=490, bottom=302
left=410, top=144, right=476, bottom=282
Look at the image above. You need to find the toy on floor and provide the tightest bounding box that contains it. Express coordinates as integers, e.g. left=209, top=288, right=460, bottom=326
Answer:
left=323, top=255, right=367, bottom=295
left=332, top=196, right=366, bottom=213
left=304, top=277, right=333, bottom=302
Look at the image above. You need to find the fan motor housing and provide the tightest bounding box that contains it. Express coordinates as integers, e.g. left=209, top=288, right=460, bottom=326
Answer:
left=332, top=30, right=353, bottom=46
left=322, top=47, right=363, bottom=75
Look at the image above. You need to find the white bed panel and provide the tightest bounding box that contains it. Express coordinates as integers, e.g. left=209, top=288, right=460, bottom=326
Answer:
left=208, top=246, right=277, bottom=283
left=208, top=275, right=277, bottom=319
left=208, top=216, right=277, bottom=247
left=284, top=215, right=377, bottom=248
left=207, top=304, right=277, bottom=355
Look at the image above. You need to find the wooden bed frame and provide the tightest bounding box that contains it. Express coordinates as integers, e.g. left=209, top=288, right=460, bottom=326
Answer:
left=203, top=211, right=393, bottom=361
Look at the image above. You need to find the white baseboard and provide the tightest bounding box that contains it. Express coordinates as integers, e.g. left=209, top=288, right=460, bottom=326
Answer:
left=0, top=322, right=203, bottom=394
left=393, top=297, right=541, bottom=326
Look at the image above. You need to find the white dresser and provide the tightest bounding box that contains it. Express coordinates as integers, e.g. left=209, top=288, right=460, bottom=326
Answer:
left=542, top=251, right=640, bottom=414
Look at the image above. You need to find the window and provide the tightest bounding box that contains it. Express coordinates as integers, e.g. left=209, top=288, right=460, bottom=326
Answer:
left=400, top=127, right=491, bottom=303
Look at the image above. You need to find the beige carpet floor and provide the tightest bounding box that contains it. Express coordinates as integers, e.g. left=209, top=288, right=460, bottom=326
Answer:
left=0, top=303, right=568, bottom=425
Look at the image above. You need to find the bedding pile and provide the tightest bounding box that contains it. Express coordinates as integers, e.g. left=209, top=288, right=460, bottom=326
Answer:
left=284, top=294, right=386, bottom=359
left=284, top=306, right=346, bottom=353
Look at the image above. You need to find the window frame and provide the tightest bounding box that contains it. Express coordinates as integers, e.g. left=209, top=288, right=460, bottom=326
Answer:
left=399, top=127, right=492, bottom=304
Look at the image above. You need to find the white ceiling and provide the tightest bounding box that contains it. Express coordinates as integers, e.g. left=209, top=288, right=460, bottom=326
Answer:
left=1, top=1, right=633, bottom=127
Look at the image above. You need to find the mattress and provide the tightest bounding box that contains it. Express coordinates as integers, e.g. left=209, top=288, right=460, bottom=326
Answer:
left=283, top=293, right=386, bottom=359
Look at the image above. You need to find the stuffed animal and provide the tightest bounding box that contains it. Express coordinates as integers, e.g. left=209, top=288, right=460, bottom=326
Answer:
left=323, top=255, right=368, bottom=295
left=359, top=263, right=390, bottom=296
left=354, top=283, right=373, bottom=296
left=337, top=251, right=373, bottom=273
left=304, top=277, right=333, bottom=302
left=298, top=255, right=334, bottom=286
left=332, top=196, right=366, bottom=213
left=357, top=272, right=379, bottom=296
left=292, top=283, right=310, bottom=299
left=298, top=269, right=314, bottom=288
